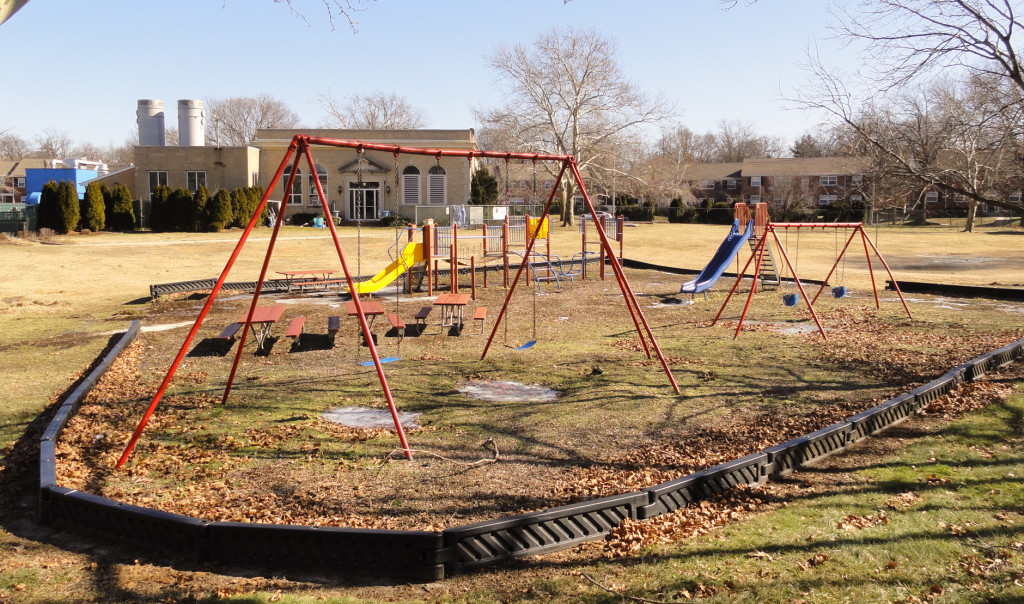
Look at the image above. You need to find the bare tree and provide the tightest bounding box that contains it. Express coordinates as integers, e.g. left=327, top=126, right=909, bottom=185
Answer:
left=475, top=27, right=674, bottom=225
left=711, top=119, right=785, bottom=162
left=272, top=0, right=370, bottom=32
left=0, top=130, right=30, bottom=160
left=205, top=94, right=301, bottom=147
left=34, top=129, right=74, bottom=159
left=796, top=0, right=1024, bottom=231
left=316, top=89, right=427, bottom=129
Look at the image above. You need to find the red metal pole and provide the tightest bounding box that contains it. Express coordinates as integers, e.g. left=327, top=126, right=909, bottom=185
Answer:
left=769, top=227, right=827, bottom=340
left=452, top=223, right=459, bottom=293
left=569, top=161, right=679, bottom=392
left=117, top=141, right=299, bottom=468
left=482, top=161, right=569, bottom=360
left=860, top=226, right=881, bottom=310
left=471, top=256, right=476, bottom=300
left=712, top=231, right=763, bottom=327
left=222, top=151, right=304, bottom=405
left=858, top=226, right=913, bottom=318
left=811, top=229, right=859, bottom=305
left=724, top=226, right=769, bottom=337
left=304, top=142, right=412, bottom=459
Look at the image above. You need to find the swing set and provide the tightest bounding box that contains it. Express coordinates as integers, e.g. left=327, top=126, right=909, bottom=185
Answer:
left=712, top=202, right=912, bottom=340
left=115, top=135, right=680, bottom=468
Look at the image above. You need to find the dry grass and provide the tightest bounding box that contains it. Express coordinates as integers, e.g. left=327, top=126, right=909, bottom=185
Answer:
left=1, top=220, right=1023, bottom=602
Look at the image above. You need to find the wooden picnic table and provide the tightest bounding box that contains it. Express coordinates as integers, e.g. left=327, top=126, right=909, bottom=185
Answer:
left=277, top=269, right=338, bottom=292
left=433, top=293, right=470, bottom=329
left=237, top=304, right=286, bottom=350
left=346, top=299, right=386, bottom=329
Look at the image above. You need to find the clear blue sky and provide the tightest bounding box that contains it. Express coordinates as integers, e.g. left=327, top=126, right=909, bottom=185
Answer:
left=0, top=0, right=853, bottom=151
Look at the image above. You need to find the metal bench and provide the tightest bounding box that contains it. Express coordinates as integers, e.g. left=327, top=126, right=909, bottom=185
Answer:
left=327, top=316, right=341, bottom=346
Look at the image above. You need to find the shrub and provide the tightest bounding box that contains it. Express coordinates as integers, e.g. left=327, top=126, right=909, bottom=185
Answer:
left=167, top=188, right=194, bottom=231
left=55, top=181, right=80, bottom=234
left=81, top=182, right=105, bottom=232
left=150, top=186, right=172, bottom=232
left=36, top=180, right=60, bottom=232
left=190, top=186, right=209, bottom=231
left=470, top=167, right=499, bottom=205
left=108, top=184, right=135, bottom=231
left=380, top=213, right=410, bottom=228
left=205, top=188, right=233, bottom=231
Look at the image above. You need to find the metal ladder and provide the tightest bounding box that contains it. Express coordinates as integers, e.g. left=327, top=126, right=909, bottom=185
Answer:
left=749, top=236, right=781, bottom=288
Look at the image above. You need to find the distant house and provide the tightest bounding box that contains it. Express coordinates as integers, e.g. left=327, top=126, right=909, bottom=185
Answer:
left=0, top=158, right=48, bottom=208
left=682, top=157, right=871, bottom=210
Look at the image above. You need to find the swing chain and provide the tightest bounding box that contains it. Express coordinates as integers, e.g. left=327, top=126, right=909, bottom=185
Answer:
left=532, top=158, right=538, bottom=205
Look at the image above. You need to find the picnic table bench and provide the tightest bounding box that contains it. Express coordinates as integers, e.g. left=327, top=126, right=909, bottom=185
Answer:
left=216, top=322, right=242, bottom=341
left=473, top=306, right=487, bottom=333
left=387, top=312, right=406, bottom=342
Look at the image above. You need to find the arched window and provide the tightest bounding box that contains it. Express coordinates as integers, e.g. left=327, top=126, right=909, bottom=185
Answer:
left=428, top=165, right=446, bottom=205
left=402, top=165, right=420, bottom=205
left=308, top=164, right=327, bottom=206
left=283, top=165, right=302, bottom=206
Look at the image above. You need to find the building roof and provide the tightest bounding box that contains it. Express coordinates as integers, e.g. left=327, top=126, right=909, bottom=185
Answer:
left=253, top=129, right=479, bottom=150
left=0, top=158, right=51, bottom=177
left=740, top=156, right=869, bottom=176
left=681, top=162, right=743, bottom=181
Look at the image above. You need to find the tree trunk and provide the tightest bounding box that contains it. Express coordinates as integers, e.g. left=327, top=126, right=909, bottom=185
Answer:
left=963, top=199, right=977, bottom=233
left=559, top=185, right=575, bottom=227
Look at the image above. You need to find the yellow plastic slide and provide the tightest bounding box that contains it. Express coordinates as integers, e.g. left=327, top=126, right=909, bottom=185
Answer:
left=349, top=242, right=424, bottom=294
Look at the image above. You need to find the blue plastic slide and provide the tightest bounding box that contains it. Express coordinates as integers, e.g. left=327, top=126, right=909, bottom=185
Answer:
left=680, top=219, right=754, bottom=295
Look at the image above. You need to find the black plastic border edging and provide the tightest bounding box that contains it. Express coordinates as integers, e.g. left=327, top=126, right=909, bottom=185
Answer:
left=38, top=325, right=1024, bottom=580
left=886, top=279, right=1024, bottom=301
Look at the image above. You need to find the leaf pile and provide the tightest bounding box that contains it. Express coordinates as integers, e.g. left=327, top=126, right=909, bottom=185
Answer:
left=602, top=488, right=768, bottom=557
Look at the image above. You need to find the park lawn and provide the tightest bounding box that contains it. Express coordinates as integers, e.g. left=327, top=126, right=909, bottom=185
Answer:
left=0, top=221, right=1022, bottom=602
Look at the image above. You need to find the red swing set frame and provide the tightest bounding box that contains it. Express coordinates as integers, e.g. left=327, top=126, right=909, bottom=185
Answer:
left=712, top=202, right=912, bottom=340
left=116, top=135, right=679, bottom=468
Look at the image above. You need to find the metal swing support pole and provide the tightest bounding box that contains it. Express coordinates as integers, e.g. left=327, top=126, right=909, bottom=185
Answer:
left=568, top=160, right=680, bottom=394
left=222, top=151, right=304, bottom=404
left=712, top=224, right=767, bottom=329
left=768, top=225, right=828, bottom=340
left=303, top=139, right=411, bottom=458
left=858, top=225, right=913, bottom=318
left=482, top=158, right=569, bottom=359
left=811, top=228, right=860, bottom=305
left=117, top=140, right=300, bottom=468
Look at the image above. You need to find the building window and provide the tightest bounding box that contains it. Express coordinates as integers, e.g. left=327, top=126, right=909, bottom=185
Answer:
left=925, top=191, right=939, bottom=203
left=851, top=194, right=863, bottom=202
left=186, top=171, right=206, bottom=193
left=509, top=197, right=525, bottom=205
left=851, top=174, right=863, bottom=185
left=148, top=171, right=168, bottom=199
left=726, top=179, right=737, bottom=190
left=283, top=165, right=302, bottom=206
left=1009, top=192, right=1021, bottom=203
left=308, top=164, right=327, bottom=206
left=427, top=165, right=446, bottom=205
left=750, top=176, right=761, bottom=187
left=819, top=195, right=837, bottom=207
left=13, top=177, right=25, bottom=188
left=519, top=180, right=528, bottom=191
left=543, top=180, right=554, bottom=190
left=251, top=172, right=259, bottom=187
left=402, top=166, right=420, bottom=205
left=773, top=195, right=784, bottom=204
left=749, top=194, right=761, bottom=203
left=0, top=194, right=13, bottom=203
left=820, top=175, right=838, bottom=186
left=701, top=179, right=716, bottom=189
